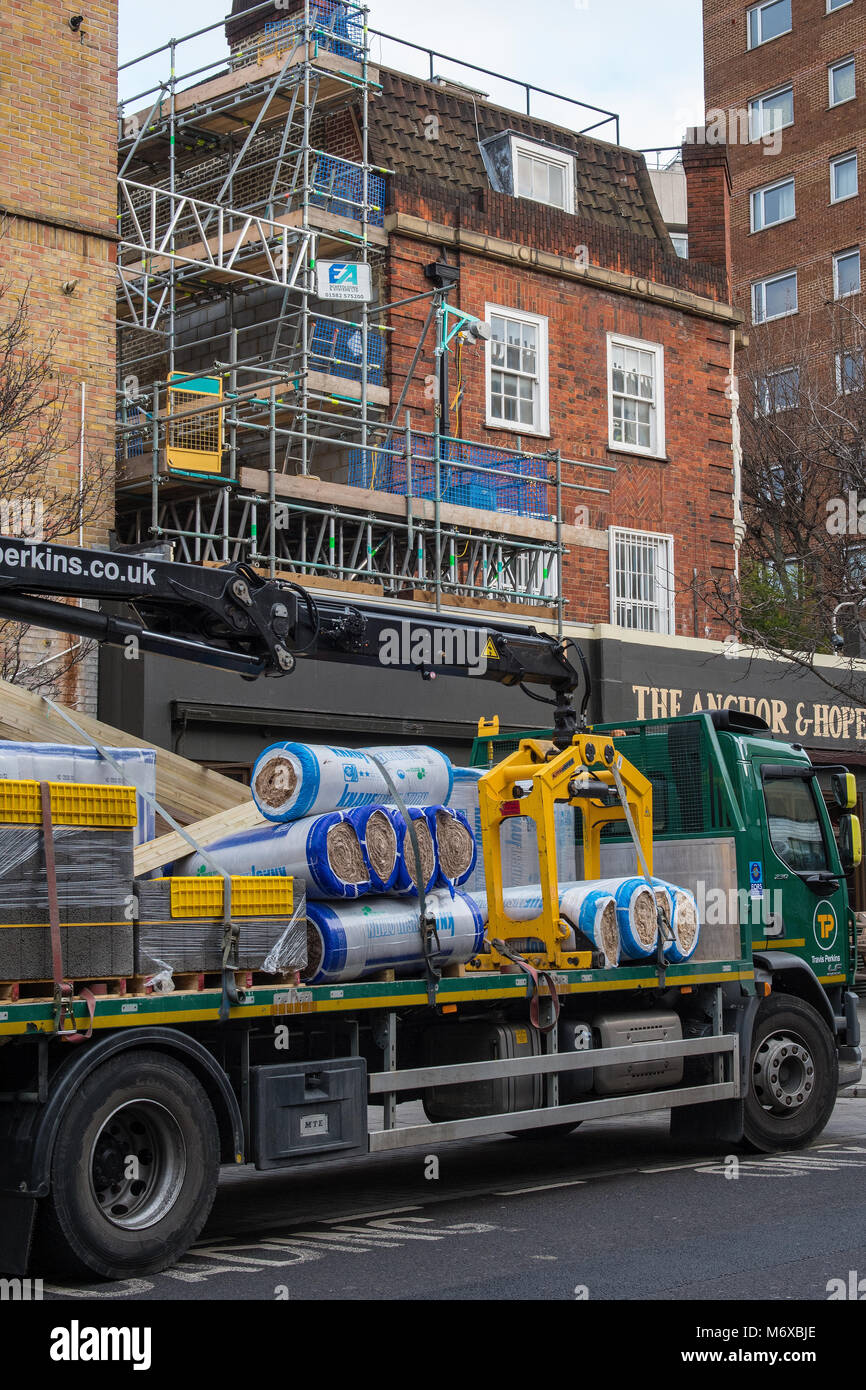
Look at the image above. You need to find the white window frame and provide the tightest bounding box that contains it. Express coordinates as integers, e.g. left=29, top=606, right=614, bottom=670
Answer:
left=609, top=527, right=675, bottom=635
left=756, top=366, right=800, bottom=414
left=750, top=175, right=796, bottom=231
left=827, top=0, right=853, bottom=12
left=747, top=0, right=792, bottom=49
left=836, top=349, right=864, bottom=393
left=510, top=136, right=575, bottom=214
left=830, top=151, right=858, bottom=203
left=669, top=232, right=689, bottom=259
left=484, top=304, right=550, bottom=436
left=829, top=57, right=856, bottom=107
left=751, top=269, right=798, bottom=323
left=748, top=84, right=794, bottom=140
left=834, top=247, right=861, bottom=299
left=606, top=334, right=666, bottom=459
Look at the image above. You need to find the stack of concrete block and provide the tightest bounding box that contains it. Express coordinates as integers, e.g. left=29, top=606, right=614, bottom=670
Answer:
left=0, top=781, right=136, bottom=982
left=134, top=875, right=307, bottom=976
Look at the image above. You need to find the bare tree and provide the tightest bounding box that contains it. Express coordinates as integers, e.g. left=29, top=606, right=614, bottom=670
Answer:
left=0, top=242, right=112, bottom=693
left=704, top=299, right=866, bottom=704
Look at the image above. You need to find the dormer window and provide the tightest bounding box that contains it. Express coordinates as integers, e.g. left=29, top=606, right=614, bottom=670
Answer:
left=511, top=136, right=575, bottom=213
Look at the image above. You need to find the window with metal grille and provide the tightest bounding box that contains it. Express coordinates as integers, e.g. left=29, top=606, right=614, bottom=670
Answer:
left=609, top=527, right=675, bottom=634
left=607, top=335, right=665, bottom=456
left=485, top=306, right=549, bottom=434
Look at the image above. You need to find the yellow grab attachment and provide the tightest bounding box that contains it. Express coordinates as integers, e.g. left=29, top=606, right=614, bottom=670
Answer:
left=477, top=732, right=654, bottom=969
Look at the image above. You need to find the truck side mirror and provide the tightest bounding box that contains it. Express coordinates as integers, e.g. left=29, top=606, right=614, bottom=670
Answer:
left=831, top=771, right=857, bottom=811
left=839, top=813, right=862, bottom=873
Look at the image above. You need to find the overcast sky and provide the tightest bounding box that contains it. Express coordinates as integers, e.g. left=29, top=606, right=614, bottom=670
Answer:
left=119, top=0, right=704, bottom=153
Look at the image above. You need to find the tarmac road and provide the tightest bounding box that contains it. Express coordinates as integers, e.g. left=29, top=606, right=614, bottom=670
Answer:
left=43, top=1096, right=866, bottom=1302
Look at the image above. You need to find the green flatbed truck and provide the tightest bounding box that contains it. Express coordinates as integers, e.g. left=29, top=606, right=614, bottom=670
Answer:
left=0, top=540, right=859, bottom=1281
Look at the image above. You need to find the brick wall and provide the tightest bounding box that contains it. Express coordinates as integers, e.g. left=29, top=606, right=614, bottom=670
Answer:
left=703, top=0, right=865, bottom=344
left=385, top=181, right=736, bottom=638
left=0, top=1, right=118, bottom=712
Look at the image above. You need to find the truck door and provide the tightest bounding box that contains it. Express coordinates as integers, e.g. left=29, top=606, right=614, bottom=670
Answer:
left=756, top=763, right=849, bottom=986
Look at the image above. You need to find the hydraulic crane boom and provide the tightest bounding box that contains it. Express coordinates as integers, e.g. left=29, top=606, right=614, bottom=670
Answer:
left=0, top=538, right=589, bottom=744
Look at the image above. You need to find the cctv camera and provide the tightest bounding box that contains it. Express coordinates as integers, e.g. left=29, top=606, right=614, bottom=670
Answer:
left=831, top=632, right=845, bottom=650
left=69, top=14, right=84, bottom=31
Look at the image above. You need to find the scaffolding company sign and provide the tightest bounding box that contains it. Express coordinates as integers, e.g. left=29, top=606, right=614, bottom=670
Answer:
left=316, top=261, right=372, bottom=302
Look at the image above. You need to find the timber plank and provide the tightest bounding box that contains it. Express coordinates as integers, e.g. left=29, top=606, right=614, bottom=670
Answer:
left=0, top=677, right=250, bottom=823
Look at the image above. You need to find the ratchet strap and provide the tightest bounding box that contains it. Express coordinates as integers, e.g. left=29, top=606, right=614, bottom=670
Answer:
left=369, top=755, right=441, bottom=1007
left=609, top=758, right=674, bottom=985
left=488, top=936, right=560, bottom=1033
left=39, top=781, right=95, bottom=1042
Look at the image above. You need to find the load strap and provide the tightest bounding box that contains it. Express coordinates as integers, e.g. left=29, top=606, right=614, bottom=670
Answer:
left=488, top=936, right=560, bottom=1034
left=369, top=755, right=441, bottom=1008
left=39, top=781, right=95, bottom=1042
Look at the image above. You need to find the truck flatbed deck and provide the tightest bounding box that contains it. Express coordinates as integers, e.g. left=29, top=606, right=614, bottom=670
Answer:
left=0, top=957, right=757, bottom=1037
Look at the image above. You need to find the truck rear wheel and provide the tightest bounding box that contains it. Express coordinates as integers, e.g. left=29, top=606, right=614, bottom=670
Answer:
left=744, top=994, right=837, bottom=1153
left=35, top=1049, right=220, bottom=1279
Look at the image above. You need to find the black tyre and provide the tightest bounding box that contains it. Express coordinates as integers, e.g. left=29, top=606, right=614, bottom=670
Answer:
left=35, top=1049, right=220, bottom=1279
left=744, top=993, right=838, bottom=1153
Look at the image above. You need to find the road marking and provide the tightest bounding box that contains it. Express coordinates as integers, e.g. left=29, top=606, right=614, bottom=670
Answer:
left=322, top=1204, right=421, bottom=1224
left=639, top=1160, right=724, bottom=1174
left=495, top=1178, right=587, bottom=1195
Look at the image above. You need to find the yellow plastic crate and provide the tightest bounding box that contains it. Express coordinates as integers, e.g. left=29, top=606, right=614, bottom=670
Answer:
left=0, top=780, right=138, bottom=828
left=166, top=875, right=294, bottom=919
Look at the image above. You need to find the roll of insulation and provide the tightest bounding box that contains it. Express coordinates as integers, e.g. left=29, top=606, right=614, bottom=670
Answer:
left=250, top=743, right=453, bottom=822
left=446, top=766, right=577, bottom=892
left=651, top=878, right=701, bottom=963
left=385, top=805, right=439, bottom=897
left=346, top=805, right=399, bottom=893
left=581, top=876, right=658, bottom=959
left=425, top=806, right=477, bottom=892
left=304, top=889, right=486, bottom=984
left=470, top=880, right=620, bottom=968
left=176, top=810, right=370, bottom=899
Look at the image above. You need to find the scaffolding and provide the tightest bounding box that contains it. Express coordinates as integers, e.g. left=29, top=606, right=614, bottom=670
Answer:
left=115, top=0, right=617, bottom=616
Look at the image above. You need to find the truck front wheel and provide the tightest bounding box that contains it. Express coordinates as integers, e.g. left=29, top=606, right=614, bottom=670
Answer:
left=744, top=994, right=838, bottom=1153
left=35, top=1049, right=220, bottom=1279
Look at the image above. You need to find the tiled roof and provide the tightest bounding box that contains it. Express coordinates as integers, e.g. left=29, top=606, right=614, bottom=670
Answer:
left=370, top=69, right=669, bottom=243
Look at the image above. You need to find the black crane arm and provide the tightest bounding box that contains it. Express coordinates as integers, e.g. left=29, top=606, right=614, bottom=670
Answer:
left=0, top=538, right=588, bottom=743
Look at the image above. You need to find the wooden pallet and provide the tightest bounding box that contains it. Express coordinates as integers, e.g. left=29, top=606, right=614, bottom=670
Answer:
left=128, top=967, right=303, bottom=996
left=3, top=977, right=129, bottom=1002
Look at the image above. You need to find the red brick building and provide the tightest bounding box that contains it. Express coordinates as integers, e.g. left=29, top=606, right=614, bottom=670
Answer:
left=703, top=0, right=864, bottom=381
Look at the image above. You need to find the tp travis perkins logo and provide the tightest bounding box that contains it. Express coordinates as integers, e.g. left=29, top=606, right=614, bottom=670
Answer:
left=378, top=620, right=490, bottom=676
left=50, top=1320, right=152, bottom=1371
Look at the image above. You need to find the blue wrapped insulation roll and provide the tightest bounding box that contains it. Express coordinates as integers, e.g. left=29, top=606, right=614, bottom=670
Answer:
left=651, top=878, right=701, bottom=962
left=470, top=881, right=620, bottom=968
left=424, top=806, right=477, bottom=892
left=250, top=742, right=453, bottom=822
left=176, top=809, right=370, bottom=900
left=345, top=806, right=398, bottom=893
left=384, top=805, right=439, bottom=896
left=304, top=889, right=485, bottom=984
